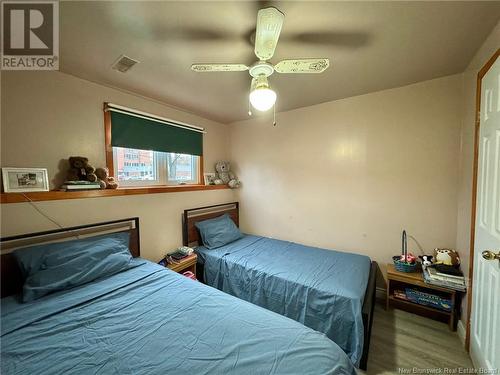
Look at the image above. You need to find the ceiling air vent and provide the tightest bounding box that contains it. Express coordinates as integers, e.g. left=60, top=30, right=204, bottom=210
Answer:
left=111, top=55, right=139, bottom=73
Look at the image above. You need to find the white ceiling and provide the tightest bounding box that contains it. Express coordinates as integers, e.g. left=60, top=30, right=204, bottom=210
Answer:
left=60, top=1, right=500, bottom=124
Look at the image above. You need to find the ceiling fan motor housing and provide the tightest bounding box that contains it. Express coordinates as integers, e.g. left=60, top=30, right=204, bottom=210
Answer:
left=249, top=61, right=274, bottom=78
left=251, top=75, right=272, bottom=91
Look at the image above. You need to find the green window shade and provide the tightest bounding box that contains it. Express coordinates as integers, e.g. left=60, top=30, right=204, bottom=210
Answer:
left=110, top=111, right=203, bottom=156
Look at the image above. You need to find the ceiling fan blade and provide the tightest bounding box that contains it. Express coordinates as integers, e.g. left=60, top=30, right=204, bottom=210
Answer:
left=282, top=31, right=370, bottom=48
left=191, top=64, right=249, bottom=72
left=274, top=58, right=330, bottom=74
left=254, top=7, right=284, bottom=61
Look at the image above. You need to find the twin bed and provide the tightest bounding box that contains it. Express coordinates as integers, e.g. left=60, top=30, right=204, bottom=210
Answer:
left=1, top=202, right=375, bottom=374
left=183, top=202, right=377, bottom=370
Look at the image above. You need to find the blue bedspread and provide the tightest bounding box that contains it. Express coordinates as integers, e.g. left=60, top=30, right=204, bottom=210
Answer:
left=1, top=259, right=355, bottom=375
left=196, top=235, right=371, bottom=366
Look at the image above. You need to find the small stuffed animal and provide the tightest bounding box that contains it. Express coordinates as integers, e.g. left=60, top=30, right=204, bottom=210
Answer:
left=400, top=253, right=417, bottom=263
left=215, top=161, right=240, bottom=189
left=67, top=156, right=98, bottom=183
left=419, top=255, right=434, bottom=268
left=434, top=248, right=460, bottom=266
left=95, top=167, right=118, bottom=189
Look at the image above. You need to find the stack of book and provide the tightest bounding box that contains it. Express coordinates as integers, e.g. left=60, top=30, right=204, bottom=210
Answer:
left=60, top=181, right=101, bottom=191
left=393, top=289, right=408, bottom=301
left=423, top=266, right=466, bottom=292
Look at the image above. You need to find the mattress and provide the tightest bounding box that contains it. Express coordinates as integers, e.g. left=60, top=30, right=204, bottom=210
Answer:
left=196, top=235, right=371, bottom=366
left=1, top=259, right=355, bottom=375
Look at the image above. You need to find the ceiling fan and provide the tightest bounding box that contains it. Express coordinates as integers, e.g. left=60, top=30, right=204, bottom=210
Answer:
left=191, top=7, right=330, bottom=113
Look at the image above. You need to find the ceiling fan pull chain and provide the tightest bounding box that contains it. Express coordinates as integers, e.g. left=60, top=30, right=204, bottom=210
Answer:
left=273, top=103, right=277, bottom=126
left=248, top=97, right=252, bottom=116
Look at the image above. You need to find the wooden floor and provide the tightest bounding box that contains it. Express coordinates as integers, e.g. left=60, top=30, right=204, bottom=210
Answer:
left=361, top=303, right=473, bottom=374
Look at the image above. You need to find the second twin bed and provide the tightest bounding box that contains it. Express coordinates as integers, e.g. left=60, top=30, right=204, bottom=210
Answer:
left=183, top=202, right=377, bottom=370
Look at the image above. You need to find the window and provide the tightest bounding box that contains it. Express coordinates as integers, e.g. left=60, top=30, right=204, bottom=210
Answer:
left=105, top=103, right=204, bottom=188
left=113, top=147, right=200, bottom=187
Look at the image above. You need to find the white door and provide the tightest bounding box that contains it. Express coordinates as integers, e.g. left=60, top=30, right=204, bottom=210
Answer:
left=470, top=56, right=500, bottom=370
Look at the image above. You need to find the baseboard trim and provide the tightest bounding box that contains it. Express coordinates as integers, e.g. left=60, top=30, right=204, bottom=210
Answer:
left=457, top=319, right=466, bottom=348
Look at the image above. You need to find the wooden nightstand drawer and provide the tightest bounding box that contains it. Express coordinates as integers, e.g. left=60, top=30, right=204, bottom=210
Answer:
left=167, top=253, right=197, bottom=276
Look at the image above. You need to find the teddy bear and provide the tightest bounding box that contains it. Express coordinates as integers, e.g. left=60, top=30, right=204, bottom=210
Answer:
left=67, top=156, right=98, bottom=183
left=215, top=161, right=240, bottom=188
left=95, top=167, right=118, bottom=189
left=434, top=248, right=460, bottom=266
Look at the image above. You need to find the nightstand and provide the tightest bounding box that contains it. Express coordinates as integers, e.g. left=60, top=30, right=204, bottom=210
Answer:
left=386, top=263, right=462, bottom=331
left=167, top=253, right=197, bottom=277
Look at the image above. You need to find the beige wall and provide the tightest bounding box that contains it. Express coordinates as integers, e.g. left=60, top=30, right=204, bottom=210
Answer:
left=0, top=71, right=235, bottom=261
left=230, top=74, right=463, bottom=281
left=0, top=190, right=234, bottom=261
left=455, top=22, right=499, bottom=325
left=1, top=71, right=229, bottom=189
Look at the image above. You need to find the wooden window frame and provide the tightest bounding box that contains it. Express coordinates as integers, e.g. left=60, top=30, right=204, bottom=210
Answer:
left=104, top=107, right=205, bottom=187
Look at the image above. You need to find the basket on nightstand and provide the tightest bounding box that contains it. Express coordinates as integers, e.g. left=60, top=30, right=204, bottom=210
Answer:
left=393, top=230, right=419, bottom=273
left=393, top=256, right=419, bottom=272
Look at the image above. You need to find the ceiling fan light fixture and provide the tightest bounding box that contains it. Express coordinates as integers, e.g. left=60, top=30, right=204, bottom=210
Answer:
left=249, top=76, right=276, bottom=111
left=191, top=7, right=330, bottom=117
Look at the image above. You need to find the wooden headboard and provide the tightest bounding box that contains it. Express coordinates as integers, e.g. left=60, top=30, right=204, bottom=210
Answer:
left=183, top=202, right=239, bottom=247
left=0, top=217, right=140, bottom=298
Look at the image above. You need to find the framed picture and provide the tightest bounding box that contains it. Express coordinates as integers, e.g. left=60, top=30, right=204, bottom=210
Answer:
left=203, top=172, right=216, bottom=186
left=2, top=168, right=49, bottom=193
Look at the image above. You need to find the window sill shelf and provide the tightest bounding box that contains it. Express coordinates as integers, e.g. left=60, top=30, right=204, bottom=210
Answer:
left=0, top=184, right=230, bottom=204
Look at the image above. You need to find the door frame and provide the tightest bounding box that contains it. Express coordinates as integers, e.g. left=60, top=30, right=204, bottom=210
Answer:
left=465, top=48, right=499, bottom=350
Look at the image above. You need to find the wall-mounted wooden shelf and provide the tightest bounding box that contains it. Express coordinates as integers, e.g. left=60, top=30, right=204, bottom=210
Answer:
left=0, top=184, right=230, bottom=204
